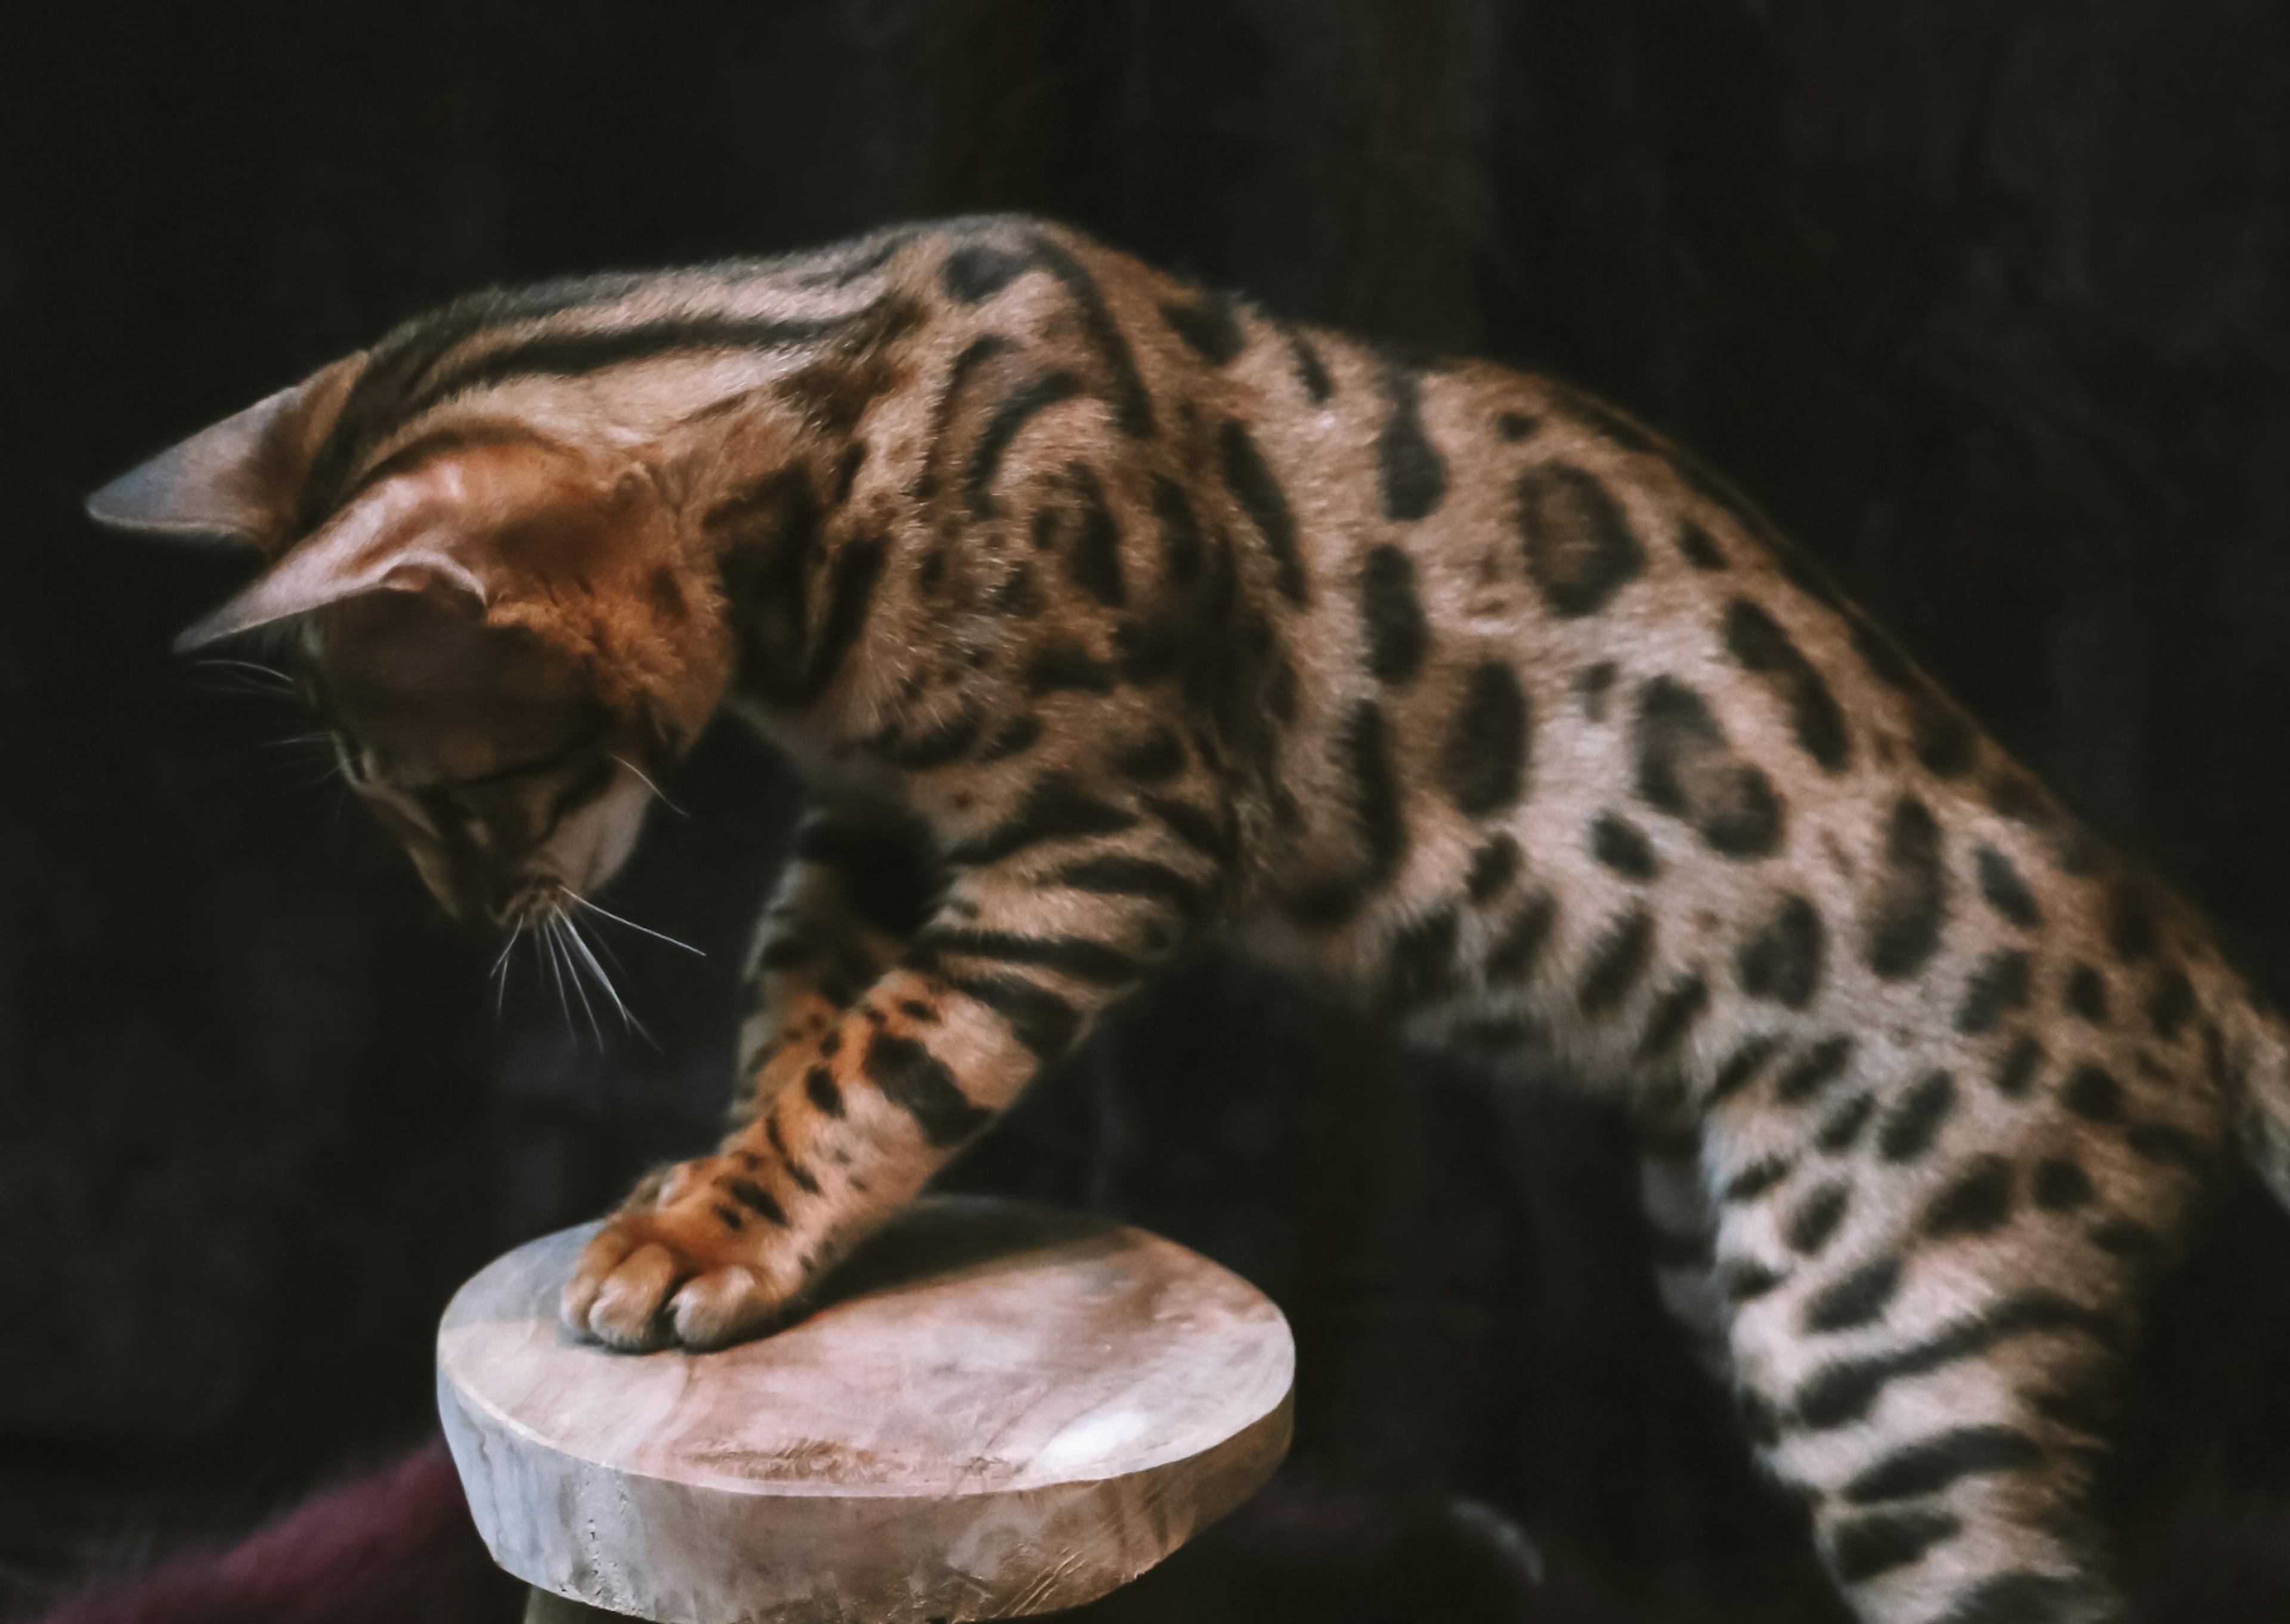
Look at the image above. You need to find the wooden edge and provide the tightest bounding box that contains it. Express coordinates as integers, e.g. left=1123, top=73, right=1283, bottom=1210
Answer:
left=447, top=1372, right=1293, bottom=1623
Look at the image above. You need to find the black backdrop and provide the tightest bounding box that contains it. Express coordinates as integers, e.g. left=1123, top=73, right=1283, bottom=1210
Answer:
left=5, top=3, right=2290, bottom=1619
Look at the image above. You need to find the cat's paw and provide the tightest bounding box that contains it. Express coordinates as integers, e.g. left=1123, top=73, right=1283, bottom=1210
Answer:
left=559, top=1158, right=812, bottom=1352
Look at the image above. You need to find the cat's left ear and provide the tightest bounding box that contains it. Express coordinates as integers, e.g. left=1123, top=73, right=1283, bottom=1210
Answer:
left=169, top=436, right=632, bottom=652
left=85, top=353, right=369, bottom=547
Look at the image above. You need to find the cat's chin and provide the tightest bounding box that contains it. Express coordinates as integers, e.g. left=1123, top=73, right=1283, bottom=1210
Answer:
left=551, top=771, right=658, bottom=904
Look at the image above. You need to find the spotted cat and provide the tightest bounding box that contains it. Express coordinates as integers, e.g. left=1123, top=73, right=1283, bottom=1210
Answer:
left=89, top=216, right=2290, bottom=1624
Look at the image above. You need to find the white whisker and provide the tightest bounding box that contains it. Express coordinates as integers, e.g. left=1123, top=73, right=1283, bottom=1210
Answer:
left=611, top=755, right=688, bottom=818
left=491, top=929, right=519, bottom=1020
left=552, top=918, right=605, bottom=1047
left=555, top=924, right=595, bottom=1046
left=194, top=658, right=296, bottom=689
left=564, top=913, right=657, bottom=1048
left=287, top=755, right=349, bottom=791
left=194, top=675, right=297, bottom=702
left=540, top=918, right=573, bottom=1033
left=585, top=922, right=629, bottom=974
left=567, top=893, right=706, bottom=957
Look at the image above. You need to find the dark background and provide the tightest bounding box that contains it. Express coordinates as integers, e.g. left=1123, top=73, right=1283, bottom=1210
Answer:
left=5, top=2, right=2289, bottom=1619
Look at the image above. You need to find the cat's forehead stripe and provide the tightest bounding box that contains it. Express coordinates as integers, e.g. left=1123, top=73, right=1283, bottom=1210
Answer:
left=306, top=257, right=922, bottom=522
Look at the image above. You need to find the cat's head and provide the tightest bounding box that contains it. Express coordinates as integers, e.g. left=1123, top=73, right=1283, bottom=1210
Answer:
left=86, top=350, right=739, bottom=926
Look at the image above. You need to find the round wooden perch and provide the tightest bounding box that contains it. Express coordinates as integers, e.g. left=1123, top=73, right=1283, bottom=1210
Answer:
left=437, top=1197, right=1295, bottom=1623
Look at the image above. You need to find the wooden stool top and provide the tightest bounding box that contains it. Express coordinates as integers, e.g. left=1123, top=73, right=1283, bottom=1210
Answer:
left=438, top=1197, right=1294, bottom=1623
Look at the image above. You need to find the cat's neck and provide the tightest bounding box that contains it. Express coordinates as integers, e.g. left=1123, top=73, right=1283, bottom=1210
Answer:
left=667, top=342, right=934, bottom=787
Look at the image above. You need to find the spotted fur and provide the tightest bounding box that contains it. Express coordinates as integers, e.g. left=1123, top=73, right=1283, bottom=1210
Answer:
left=89, top=215, right=2290, bottom=1624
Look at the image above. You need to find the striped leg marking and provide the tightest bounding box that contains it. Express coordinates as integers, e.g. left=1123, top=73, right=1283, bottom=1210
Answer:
left=562, top=791, right=1226, bottom=1351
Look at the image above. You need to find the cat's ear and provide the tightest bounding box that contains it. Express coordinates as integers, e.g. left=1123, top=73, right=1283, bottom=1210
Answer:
left=170, top=437, right=596, bottom=652
left=85, top=353, right=369, bottom=546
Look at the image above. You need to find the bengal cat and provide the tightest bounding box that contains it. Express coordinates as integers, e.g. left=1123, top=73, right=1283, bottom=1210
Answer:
left=89, top=216, right=2290, bottom=1624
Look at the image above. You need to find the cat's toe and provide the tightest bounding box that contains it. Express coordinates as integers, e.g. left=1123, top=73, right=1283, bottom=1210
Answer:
left=560, top=1223, right=638, bottom=1337
left=668, top=1265, right=775, bottom=1349
left=577, top=1238, right=683, bottom=1350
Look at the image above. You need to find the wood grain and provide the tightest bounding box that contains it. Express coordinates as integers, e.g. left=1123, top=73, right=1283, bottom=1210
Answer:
left=438, top=1197, right=1293, bottom=1623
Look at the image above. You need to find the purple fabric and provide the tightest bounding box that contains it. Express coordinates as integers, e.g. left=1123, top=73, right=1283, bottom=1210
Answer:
left=26, top=1442, right=521, bottom=1624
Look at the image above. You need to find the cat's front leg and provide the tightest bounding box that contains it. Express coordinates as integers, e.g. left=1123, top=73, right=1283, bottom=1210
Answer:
left=729, top=804, right=938, bottom=1114
left=561, top=788, right=1225, bottom=1350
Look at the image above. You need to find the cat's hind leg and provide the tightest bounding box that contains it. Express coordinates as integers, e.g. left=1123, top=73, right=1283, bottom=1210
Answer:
left=1706, top=1112, right=2139, bottom=1624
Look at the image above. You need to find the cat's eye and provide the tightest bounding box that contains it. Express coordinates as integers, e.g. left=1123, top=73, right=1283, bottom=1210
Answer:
left=445, top=734, right=600, bottom=792
left=546, top=757, right=618, bottom=826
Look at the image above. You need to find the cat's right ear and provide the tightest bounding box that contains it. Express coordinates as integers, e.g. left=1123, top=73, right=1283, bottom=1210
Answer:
left=85, top=353, right=369, bottom=548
